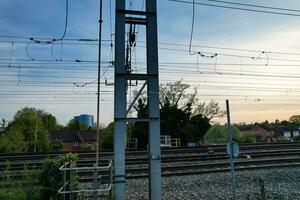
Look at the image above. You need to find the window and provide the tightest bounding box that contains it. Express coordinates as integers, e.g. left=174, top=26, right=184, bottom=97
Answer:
left=88, top=141, right=92, bottom=145
left=73, top=141, right=79, bottom=147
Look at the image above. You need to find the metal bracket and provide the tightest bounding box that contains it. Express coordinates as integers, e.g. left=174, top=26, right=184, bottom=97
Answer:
left=126, top=81, right=147, bottom=115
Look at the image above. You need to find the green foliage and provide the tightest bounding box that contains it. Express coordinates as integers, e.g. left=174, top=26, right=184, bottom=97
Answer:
left=289, top=115, right=300, bottom=124
left=0, top=137, right=10, bottom=152
left=2, top=107, right=61, bottom=153
left=238, top=134, right=256, bottom=144
left=39, top=153, right=77, bottom=200
left=50, top=140, right=63, bottom=151
left=131, top=99, right=148, bottom=148
left=295, top=135, right=300, bottom=141
left=160, top=99, right=192, bottom=145
left=79, top=144, right=93, bottom=150
left=5, top=125, right=27, bottom=152
left=64, top=119, right=87, bottom=131
left=182, top=114, right=211, bottom=144
left=0, top=163, right=40, bottom=200
left=204, top=125, right=240, bottom=144
left=101, top=122, right=114, bottom=149
left=130, top=81, right=223, bottom=148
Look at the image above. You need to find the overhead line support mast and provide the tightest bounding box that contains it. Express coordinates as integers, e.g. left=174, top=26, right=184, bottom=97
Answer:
left=114, top=0, right=161, bottom=199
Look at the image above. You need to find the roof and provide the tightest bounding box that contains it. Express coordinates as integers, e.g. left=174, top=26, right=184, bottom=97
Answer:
left=51, top=130, right=97, bottom=142
left=280, top=126, right=299, bottom=132
left=241, top=126, right=274, bottom=139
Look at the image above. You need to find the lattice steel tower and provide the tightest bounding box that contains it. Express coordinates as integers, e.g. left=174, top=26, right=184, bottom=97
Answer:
left=114, top=0, right=161, bottom=199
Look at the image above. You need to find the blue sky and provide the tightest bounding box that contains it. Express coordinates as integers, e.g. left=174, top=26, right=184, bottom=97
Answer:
left=1, top=0, right=300, bottom=126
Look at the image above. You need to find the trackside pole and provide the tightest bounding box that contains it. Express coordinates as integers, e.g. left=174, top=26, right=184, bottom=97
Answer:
left=114, top=0, right=161, bottom=199
left=226, top=100, right=237, bottom=200
left=114, top=0, right=126, bottom=199
left=146, top=0, right=162, bottom=199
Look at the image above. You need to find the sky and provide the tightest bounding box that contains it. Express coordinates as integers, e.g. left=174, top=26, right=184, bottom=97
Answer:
left=1, top=0, right=300, bottom=126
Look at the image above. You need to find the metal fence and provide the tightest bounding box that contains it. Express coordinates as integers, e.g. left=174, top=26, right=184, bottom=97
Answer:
left=58, top=160, right=113, bottom=200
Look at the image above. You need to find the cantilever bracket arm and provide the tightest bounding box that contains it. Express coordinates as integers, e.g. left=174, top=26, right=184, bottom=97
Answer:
left=126, top=81, right=147, bottom=115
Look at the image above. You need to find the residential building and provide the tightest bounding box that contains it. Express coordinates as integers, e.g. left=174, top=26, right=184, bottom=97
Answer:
left=51, top=130, right=97, bottom=151
left=282, top=127, right=300, bottom=141
left=240, top=126, right=274, bottom=142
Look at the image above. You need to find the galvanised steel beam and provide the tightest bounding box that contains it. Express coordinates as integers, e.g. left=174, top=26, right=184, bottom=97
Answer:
left=146, top=1, right=161, bottom=199
left=114, top=0, right=161, bottom=199
left=114, top=0, right=126, bottom=199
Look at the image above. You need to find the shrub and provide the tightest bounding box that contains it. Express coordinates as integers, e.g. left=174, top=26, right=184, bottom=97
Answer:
left=0, top=138, right=9, bottom=153
left=39, top=153, right=77, bottom=200
left=295, top=135, right=300, bottom=141
left=50, top=140, right=63, bottom=151
left=238, top=134, right=256, bottom=144
left=204, top=125, right=240, bottom=144
left=0, top=163, right=40, bottom=200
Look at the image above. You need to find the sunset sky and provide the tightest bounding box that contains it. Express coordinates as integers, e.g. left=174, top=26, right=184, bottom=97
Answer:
left=1, top=0, right=300, bottom=125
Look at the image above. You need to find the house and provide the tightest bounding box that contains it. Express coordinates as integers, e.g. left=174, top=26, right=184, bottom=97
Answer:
left=51, top=130, right=97, bottom=151
left=281, top=127, right=300, bottom=141
left=241, top=126, right=274, bottom=142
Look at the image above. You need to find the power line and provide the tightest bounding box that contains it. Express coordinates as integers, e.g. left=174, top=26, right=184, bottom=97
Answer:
left=158, top=42, right=300, bottom=56
left=205, top=0, right=300, bottom=13
left=169, top=0, right=300, bottom=17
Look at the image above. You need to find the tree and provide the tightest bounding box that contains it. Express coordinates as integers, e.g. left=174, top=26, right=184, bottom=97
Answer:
left=289, top=115, right=300, bottom=124
left=64, top=119, right=87, bottom=131
left=160, top=99, right=192, bottom=144
left=160, top=80, right=196, bottom=108
left=130, top=81, right=220, bottom=147
left=193, top=100, right=226, bottom=121
left=3, top=107, right=60, bottom=152
left=204, top=125, right=240, bottom=144
left=183, top=114, right=211, bottom=144
left=131, top=99, right=149, bottom=148
left=101, top=122, right=114, bottom=149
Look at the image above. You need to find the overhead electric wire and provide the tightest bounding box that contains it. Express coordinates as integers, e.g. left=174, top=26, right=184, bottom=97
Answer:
left=158, top=42, right=300, bottom=56
left=169, top=0, right=300, bottom=17
left=4, top=64, right=300, bottom=79
left=2, top=37, right=300, bottom=57
left=3, top=67, right=300, bottom=79
left=3, top=43, right=300, bottom=64
left=3, top=77, right=300, bottom=90
left=205, top=0, right=300, bottom=13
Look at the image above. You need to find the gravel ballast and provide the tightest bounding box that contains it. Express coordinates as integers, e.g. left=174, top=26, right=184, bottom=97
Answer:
left=126, top=167, right=300, bottom=200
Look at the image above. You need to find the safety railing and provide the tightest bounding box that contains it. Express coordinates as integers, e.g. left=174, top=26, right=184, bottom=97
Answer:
left=58, top=160, right=113, bottom=200
left=171, top=138, right=181, bottom=147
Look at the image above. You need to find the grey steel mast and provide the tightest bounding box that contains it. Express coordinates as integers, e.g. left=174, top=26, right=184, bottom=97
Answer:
left=114, top=0, right=161, bottom=199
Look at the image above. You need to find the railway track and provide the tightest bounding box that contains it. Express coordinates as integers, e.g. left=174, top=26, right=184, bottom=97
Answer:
left=0, top=142, right=299, bottom=162
left=0, top=142, right=299, bottom=181
left=1, top=147, right=300, bottom=171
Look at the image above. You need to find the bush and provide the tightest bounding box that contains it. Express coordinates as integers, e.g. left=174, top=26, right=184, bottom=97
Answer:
left=204, top=125, right=240, bottom=144
left=79, top=144, right=92, bottom=151
left=238, top=134, right=256, bottom=144
left=0, top=163, right=40, bottom=200
left=0, top=138, right=9, bottom=153
left=101, top=122, right=114, bottom=149
left=295, top=135, right=300, bottom=141
left=39, top=153, right=77, bottom=200
left=50, top=140, right=63, bottom=151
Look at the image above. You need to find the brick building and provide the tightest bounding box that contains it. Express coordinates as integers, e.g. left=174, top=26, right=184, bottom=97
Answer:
left=51, top=130, right=97, bottom=151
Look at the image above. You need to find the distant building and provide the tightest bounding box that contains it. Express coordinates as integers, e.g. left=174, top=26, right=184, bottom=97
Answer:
left=74, top=114, right=94, bottom=128
left=51, top=130, right=97, bottom=151
left=241, top=126, right=274, bottom=142
left=281, top=127, right=300, bottom=141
